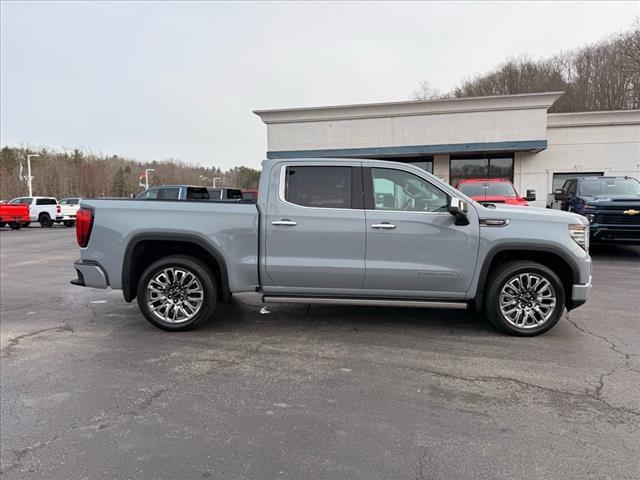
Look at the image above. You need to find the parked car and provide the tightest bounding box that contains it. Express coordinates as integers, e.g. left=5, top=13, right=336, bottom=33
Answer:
left=455, top=178, right=535, bottom=206
left=8, top=196, right=60, bottom=227
left=57, top=197, right=81, bottom=227
left=554, top=176, right=640, bottom=244
left=0, top=202, right=30, bottom=229
left=135, top=185, right=246, bottom=201
left=71, top=158, right=591, bottom=336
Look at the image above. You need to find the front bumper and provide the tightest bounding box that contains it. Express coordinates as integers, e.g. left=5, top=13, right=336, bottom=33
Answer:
left=568, top=275, right=592, bottom=310
left=71, top=259, right=109, bottom=289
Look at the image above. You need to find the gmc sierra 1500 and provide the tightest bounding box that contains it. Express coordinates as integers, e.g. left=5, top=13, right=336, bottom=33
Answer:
left=71, top=158, right=592, bottom=336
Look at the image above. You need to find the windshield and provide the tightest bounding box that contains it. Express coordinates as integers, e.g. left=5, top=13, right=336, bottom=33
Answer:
left=458, top=182, right=516, bottom=197
left=9, top=197, right=32, bottom=204
left=60, top=198, right=79, bottom=205
left=579, top=178, right=640, bottom=197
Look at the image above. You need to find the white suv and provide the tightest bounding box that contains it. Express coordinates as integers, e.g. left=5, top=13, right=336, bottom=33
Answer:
left=9, top=197, right=60, bottom=227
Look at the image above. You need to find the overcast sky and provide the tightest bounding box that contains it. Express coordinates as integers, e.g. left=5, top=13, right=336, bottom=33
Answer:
left=1, top=1, right=638, bottom=170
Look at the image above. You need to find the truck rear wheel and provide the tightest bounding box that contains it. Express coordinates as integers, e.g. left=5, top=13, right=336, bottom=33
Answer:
left=136, top=255, right=217, bottom=331
left=39, top=213, right=53, bottom=228
left=8, top=222, right=22, bottom=230
left=484, top=261, right=565, bottom=336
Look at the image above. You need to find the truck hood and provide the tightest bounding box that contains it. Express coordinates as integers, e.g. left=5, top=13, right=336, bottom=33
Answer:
left=581, top=195, right=640, bottom=207
left=478, top=203, right=588, bottom=226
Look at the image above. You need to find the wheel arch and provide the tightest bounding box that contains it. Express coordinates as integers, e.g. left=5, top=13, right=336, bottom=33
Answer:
left=122, top=233, right=231, bottom=303
left=475, top=244, right=579, bottom=311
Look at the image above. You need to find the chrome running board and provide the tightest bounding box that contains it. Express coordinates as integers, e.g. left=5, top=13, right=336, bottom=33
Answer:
left=262, top=296, right=468, bottom=310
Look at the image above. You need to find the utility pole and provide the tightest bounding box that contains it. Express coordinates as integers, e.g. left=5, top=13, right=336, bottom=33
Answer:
left=212, top=177, right=221, bottom=188
left=26, top=154, right=39, bottom=197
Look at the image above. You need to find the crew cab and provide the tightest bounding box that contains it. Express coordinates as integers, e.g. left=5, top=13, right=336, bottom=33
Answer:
left=72, top=158, right=591, bottom=336
left=0, top=202, right=30, bottom=229
left=8, top=196, right=60, bottom=227
left=57, top=197, right=81, bottom=227
left=554, top=176, right=640, bottom=244
left=455, top=178, right=535, bottom=206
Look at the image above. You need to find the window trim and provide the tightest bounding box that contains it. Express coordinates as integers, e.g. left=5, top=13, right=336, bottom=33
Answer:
left=278, top=164, right=363, bottom=211
left=362, top=166, right=450, bottom=215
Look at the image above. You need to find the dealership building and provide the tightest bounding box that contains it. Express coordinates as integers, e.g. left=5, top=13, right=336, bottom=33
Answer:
left=254, top=92, right=640, bottom=206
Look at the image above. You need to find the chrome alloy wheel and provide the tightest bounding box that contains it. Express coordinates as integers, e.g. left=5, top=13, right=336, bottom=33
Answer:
left=499, top=273, right=557, bottom=329
left=146, top=268, right=204, bottom=324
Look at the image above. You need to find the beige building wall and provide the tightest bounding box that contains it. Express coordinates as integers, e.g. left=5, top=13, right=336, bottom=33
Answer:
left=513, top=111, right=640, bottom=208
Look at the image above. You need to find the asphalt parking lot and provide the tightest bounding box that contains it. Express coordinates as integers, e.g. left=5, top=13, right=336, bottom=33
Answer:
left=1, top=226, right=639, bottom=480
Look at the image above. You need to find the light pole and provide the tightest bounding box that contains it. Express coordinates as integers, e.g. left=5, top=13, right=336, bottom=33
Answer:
left=200, top=176, right=222, bottom=188
left=26, top=154, right=39, bottom=197
left=145, top=168, right=155, bottom=189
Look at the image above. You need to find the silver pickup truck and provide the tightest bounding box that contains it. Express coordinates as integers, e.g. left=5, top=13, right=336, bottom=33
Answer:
left=72, top=158, right=591, bottom=336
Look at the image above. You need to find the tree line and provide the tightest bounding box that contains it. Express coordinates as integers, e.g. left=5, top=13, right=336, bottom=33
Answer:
left=412, top=20, right=640, bottom=112
left=0, top=147, right=261, bottom=200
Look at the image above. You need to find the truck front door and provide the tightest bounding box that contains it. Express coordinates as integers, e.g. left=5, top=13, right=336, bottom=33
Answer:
left=362, top=166, right=479, bottom=297
left=263, top=163, right=366, bottom=290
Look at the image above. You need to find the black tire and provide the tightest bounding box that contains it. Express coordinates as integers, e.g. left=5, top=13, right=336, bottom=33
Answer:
left=484, top=260, right=565, bottom=336
left=136, top=255, right=217, bottom=331
left=0, top=222, right=5, bottom=228
left=8, top=222, right=22, bottom=230
left=39, top=213, right=53, bottom=228
left=63, top=220, right=75, bottom=227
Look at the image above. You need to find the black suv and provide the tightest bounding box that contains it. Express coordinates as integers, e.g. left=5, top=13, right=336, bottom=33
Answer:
left=554, top=176, right=640, bottom=244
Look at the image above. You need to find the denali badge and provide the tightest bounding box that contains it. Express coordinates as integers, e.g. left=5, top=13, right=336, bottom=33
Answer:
left=623, top=209, right=639, bottom=215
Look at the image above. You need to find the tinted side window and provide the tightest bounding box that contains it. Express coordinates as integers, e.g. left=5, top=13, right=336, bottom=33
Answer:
left=157, top=188, right=181, bottom=200
left=208, top=188, right=222, bottom=199
left=568, top=181, right=577, bottom=196
left=186, top=187, right=210, bottom=200
left=371, top=168, right=448, bottom=212
left=285, top=166, right=352, bottom=209
left=227, top=189, right=243, bottom=199
left=36, top=198, right=56, bottom=205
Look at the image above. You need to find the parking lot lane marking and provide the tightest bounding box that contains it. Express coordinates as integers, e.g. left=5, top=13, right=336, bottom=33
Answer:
left=339, top=368, right=352, bottom=372
left=273, top=403, right=290, bottom=408
left=90, top=300, right=107, bottom=304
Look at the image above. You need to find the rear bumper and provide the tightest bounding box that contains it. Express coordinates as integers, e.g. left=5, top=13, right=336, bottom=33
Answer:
left=71, top=259, right=109, bottom=289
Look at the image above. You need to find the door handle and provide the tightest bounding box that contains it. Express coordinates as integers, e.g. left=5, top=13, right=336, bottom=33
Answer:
left=272, top=220, right=297, bottom=226
left=371, top=223, right=396, bottom=230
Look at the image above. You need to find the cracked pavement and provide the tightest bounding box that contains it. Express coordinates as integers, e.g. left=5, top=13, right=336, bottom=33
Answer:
left=1, top=227, right=639, bottom=479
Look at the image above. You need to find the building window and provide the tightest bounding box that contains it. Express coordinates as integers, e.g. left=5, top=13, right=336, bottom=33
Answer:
left=450, top=155, right=513, bottom=186
left=285, top=166, right=352, bottom=209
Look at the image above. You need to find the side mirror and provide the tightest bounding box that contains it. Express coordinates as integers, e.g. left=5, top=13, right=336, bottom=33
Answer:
left=525, top=189, right=536, bottom=202
left=554, top=189, right=565, bottom=201
left=448, top=197, right=469, bottom=226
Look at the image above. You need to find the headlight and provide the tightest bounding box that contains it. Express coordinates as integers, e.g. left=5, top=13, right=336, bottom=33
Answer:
left=569, top=224, right=589, bottom=251
left=585, top=214, right=595, bottom=224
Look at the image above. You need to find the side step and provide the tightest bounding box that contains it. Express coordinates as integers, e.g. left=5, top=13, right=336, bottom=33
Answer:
left=262, top=296, right=468, bottom=310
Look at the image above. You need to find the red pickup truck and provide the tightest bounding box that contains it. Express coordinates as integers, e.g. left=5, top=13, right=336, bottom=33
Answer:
left=0, top=202, right=30, bottom=229
left=455, top=178, right=536, bottom=206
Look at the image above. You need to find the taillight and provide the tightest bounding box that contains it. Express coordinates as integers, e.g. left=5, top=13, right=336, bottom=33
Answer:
left=56, top=205, right=61, bottom=214
left=76, top=208, right=94, bottom=248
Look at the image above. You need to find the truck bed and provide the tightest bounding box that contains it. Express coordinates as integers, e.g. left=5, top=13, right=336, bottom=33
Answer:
left=80, top=199, right=260, bottom=292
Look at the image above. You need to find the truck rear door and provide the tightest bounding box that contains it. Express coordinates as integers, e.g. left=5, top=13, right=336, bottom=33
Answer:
left=263, top=162, right=366, bottom=290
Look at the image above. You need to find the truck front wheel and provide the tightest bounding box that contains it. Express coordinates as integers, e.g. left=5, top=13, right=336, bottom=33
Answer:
left=136, top=255, right=217, bottom=331
left=484, top=261, right=565, bottom=336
